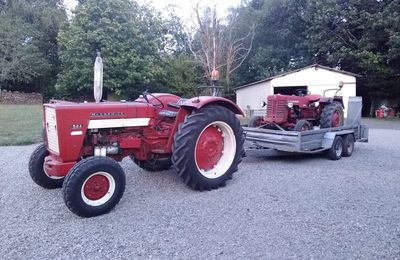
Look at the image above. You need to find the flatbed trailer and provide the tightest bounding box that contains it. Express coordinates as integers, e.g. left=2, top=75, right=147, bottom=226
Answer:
left=243, top=97, right=369, bottom=160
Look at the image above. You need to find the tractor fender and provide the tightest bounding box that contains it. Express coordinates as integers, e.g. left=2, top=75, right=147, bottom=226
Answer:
left=319, top=97, right=344, bottom=107
left=180, top=96, right=244, bottom=115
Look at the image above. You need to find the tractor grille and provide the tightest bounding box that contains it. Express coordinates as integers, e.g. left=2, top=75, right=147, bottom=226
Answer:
left=266, top=100, right=288, bottom=123
left=45, top=107, right=60, bottom=154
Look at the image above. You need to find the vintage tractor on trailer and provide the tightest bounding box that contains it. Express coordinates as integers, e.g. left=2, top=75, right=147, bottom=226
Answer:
left=29, top=93, right=244, bottom=217
left=249, top=86, right=345, bottom=131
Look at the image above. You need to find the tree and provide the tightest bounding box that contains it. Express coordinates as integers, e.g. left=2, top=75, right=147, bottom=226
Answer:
left=0, top=0, right=66, bottom=98
left=187, top=3, right=255, bottom=95
left=57, top=0, right=167, bottom=99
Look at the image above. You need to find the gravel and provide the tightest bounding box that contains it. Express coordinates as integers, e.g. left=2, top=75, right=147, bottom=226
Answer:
left=1, top=127, right=400, bottom=259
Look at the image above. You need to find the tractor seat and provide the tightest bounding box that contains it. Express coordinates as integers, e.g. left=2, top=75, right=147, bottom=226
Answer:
left=305, top=94, right=322, bottom=102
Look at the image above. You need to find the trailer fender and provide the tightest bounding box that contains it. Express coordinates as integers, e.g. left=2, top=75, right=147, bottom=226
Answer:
left=180, top=96, right=244, bottom=116
left=322, top=130, right=354, bottom=149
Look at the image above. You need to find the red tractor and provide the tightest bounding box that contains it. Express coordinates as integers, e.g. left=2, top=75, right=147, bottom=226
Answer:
left=249, top=88, right=345, bottom=131
left=29, top=93, right=244, bottom=217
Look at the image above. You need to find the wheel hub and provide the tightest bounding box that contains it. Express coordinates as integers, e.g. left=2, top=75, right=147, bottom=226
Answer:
left=332, top=111, right=341, bottom=127
left=83, top=174, right=110, bottom=200
left=195, top=125, right=224, bottom=171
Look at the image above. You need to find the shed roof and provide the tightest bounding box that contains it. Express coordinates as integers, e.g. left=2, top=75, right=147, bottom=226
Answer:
left=235, top=64, right=360, bottom=90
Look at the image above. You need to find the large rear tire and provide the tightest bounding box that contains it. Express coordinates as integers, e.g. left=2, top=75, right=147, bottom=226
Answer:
left=172, top=106, right=244, bottom=191
left=62, top=156, right=125, bottom=217
left=320, top=102, right=344, bottom=128
left=28, top=143, right=64, bottom=189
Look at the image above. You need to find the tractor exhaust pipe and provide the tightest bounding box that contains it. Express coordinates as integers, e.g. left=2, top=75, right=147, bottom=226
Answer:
left=94, top=52, right=103, bottom=103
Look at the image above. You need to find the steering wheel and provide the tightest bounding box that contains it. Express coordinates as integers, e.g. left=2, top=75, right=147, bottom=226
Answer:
left=142, top=91, right=164, bottom=108
left=295, top=89, right=311, bottom=97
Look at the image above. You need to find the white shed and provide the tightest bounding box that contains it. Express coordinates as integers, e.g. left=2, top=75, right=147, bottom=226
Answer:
left=235, top=64, right=358, bottom=117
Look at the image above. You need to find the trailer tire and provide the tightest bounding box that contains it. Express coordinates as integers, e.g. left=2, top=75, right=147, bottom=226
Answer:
left=28, top=143, right=64, bottom=189
left=249, top=116, right=263, bottom=127
left=62, top=156, right=125, bottom=217
left=131, top=155, right=172, bottom=172
left=294, top=119, right=312, bottom=131
left=172, top=105, right=243, bottom=191
left=327, top=136, right=344, bottom=160
left=342, top=134, right=355, bottom=157
left=320, top=102, right=344, bottom=128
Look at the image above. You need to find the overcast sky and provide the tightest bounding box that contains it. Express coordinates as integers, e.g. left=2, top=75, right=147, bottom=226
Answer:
left=63, top=0, right=242, bottom=20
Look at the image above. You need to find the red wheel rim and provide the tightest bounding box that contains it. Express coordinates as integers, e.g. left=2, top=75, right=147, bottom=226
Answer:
left=195, top=125, right=224, bottom=171
left=83, top=174, right=110, bottom=200
left=332, top=111, right=341, bottom=127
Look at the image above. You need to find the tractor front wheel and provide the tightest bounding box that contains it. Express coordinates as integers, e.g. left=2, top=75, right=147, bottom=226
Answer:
left=28, top=143, right=64, bottom=189
left=320, top=102, right=344, bottom=128
left=62, top=156, right=126, bottom=217
left=294, top=119, right=312, bottom=132
left=172, top=106, right=243, bottom=191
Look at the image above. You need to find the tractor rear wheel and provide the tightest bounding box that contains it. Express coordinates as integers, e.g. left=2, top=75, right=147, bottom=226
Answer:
left=342, top=134, right=355, bottom=157
left=62, top=156, right=125, bottom=217
left=294, top=119, right=312, bottom=132
left=248, top=116, right=263, bottom=127
left=172, top=105, right=244, bottom=191
left=320, top=102, right=344, bottom=128
left=131, top=154, right=172, bottom=172
left=28, top=143, right=64, bottom=189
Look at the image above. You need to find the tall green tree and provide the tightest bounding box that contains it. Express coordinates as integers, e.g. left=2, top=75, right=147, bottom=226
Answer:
left=0, top=0, right=66, bottom=98
left=57, top=0, right=167, bottom=99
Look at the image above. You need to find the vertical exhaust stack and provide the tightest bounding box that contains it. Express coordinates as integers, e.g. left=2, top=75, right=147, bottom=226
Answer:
left=94, top=52, right=103, bottom=103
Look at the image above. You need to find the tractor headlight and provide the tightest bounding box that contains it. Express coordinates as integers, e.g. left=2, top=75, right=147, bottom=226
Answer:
left=287, top=102, right=294, bottom=108
left=260, top=101, right=267, bottom=107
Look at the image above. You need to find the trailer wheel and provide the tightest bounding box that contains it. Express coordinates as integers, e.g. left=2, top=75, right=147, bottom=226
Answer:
left=28, top=143, right=64, bottom=189
left=342, top=134, right=355, bottom=157
left=249, top=116, right=263, bottom=127
left=172, top=105, right=243, bottom=191
left=131, top=154, right=172, bottom=172
left=320, top=102, right=344, bottom=128
left=327, top=136, right=344, bottom=160
left=294, top=119, right=312, bottom=132
left=62, top=156, right=125, bottom=217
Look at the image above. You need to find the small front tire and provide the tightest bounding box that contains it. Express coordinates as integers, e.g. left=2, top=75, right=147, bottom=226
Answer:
left=62, top=156, right=126, bottom=217
left=293, top=119, right=312, bottom=132
left=248, top=116, right=263, bottom=127
left=28, top=143, right=64, bottom=189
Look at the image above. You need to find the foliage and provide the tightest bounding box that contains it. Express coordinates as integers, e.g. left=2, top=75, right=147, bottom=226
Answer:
left=164, top=54, right=203, bottom=97
left=57, top=0, right=168, bottom=100
left=0, top=0, right=66, bottom=99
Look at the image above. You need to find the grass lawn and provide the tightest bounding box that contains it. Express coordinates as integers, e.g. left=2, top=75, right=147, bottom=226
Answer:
left=0, top=104, right=43, bottom=146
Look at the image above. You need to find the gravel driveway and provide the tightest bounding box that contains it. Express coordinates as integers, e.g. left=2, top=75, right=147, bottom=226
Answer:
left=1, top=126, right=400, bottom=259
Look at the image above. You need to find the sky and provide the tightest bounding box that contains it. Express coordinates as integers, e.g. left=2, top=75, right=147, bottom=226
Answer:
left=63, top=0, right=242, bottom=20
